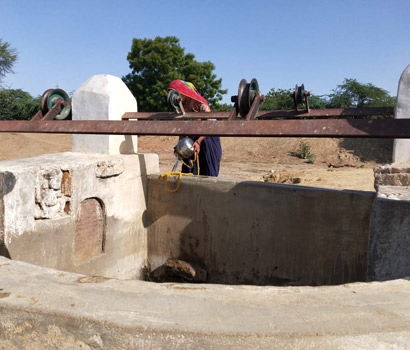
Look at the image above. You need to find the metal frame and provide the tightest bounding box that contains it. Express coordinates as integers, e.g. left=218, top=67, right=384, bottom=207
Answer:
left=0, top=118, right=409, bottom=138
left=122, top=107, right=394, bottom=120
left=0, top=88, right=401, bottom=138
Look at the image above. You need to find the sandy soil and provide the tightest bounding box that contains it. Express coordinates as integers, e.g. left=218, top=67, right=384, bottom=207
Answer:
left=138, top=136, right=393, bottom=192
left=0, top=133, right=393, bottom=192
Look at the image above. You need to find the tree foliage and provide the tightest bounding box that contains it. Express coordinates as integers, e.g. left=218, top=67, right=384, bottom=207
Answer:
left=260, top=88, right=327, bottom=111
left=212, top=103, right=233, bottom=112
left=260, top=88, right=294, bottom=110
left=260, top=79, right=395, bottom=112
left=0, top=39, right=18, bottom=84
left=327, top=78, right=396, bottom=108
left=123, top=36, right=227, bottom=112
left=0, top=89, right=40, bottom=120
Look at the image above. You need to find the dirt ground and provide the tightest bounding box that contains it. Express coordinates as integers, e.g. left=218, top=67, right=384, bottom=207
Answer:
left=0, top=133, right=393, bottom=192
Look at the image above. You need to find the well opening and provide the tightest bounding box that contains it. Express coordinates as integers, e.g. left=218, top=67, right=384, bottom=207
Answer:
left=144, top=175, right=374, bottom=286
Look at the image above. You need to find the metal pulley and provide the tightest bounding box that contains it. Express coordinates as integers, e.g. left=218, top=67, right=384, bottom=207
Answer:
left=167, top=90, right=182, bottom=113
left=293, top=84, right=305, bottom=106
left=292, top=84, right=310, bottom=112
left=237, top=78, right=260, bottom=118
left=41, top=89, right=71, bottom=120
left=229, top=78, right=264, bottom=120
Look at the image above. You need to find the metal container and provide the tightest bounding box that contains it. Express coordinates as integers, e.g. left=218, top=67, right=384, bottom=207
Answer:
left=175, top=137, right=195, bottom=159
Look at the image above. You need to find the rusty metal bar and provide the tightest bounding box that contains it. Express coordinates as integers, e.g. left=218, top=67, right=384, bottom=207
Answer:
left=41, top=100, right=66, bottom=121
left=0, top=119, right=409, bottom=138
left=123, top=107, right=394, bottom=120
left=122, top=112, right=229, bottom=120
left=257, top=107, right=395, bottom=118
left=30, top=110, right=43, bottom=121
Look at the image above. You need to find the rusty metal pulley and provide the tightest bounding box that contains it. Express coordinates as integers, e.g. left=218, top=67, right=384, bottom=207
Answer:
left=293, top=84, right=305, bottom=106
left=292, top=84, right=311, bottom=112
left=167, top=89, right=182, bottom=112
left=41, top=89, right=71, bottom=120
left=237, top=78, right=260, bottom=118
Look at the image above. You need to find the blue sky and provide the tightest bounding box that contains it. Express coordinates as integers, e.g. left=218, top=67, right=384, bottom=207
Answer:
left=1, top=0, right=410, bottom=105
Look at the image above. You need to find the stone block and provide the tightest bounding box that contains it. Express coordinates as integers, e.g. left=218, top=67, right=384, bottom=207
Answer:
left=393, top=64, right=410, bottom=163
left=72, top=74, right=138, bottom=155
left=376, top=186, right=410, bottom=201
left=368, top=197, right=410, bottom=281
left=374, top=163, right=410, bottom=189
left=95, top=159, right=124, bottom=178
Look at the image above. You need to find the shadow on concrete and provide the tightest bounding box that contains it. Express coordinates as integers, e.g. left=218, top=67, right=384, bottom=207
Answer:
left=146, top=177, right=373, bottom=286
left=3, top=172, right=17, bottom=195
left=1, top=172, right=16, bottom=259
left=0, top=244, right=11, bottom=259
left=137, top=153, right=153, bottom=230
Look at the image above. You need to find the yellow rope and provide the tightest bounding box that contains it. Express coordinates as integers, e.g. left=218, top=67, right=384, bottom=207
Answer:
left=160, top=152, right=200, bottom=192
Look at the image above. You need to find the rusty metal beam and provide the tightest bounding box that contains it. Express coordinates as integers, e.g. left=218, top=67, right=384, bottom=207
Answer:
left=41, top=99, right=66, bottom=121
left=0, top=119, right=409, bottom=138
left=122, top=112, right=229, bottom=120
left=122, top=107, right=394, bottom=120
left=257, top=107, right=395, bottom=119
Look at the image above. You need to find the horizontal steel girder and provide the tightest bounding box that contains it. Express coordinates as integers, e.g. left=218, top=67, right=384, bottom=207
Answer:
left=123, top=107, right=394, bottom=120
left=0, top=119, right=409, bottom=138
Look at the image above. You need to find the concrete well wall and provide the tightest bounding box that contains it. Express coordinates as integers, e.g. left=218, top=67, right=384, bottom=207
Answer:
left=0, top=152, right=159, bottom=279
left=147, top=176, right=375, bottom=286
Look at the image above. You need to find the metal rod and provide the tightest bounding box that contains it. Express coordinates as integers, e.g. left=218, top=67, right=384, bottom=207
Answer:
left=122, top=107, right=394, bottom=120
left=0, top=119, right=408, bottom=138
left=257, top=107, right=394, bottom=118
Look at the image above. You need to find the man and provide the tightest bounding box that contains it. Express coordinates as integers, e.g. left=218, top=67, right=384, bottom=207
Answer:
left=168, top=80, right=222, bottom=176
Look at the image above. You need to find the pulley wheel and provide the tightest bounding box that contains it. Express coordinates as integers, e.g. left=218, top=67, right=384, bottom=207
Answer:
left=293, top=84, right=305, bottom=105
left=41, top=88, right=71, bottom=120
left=167, top=90, right=182, bottom=111
left=237, top=78, right=260, bottom=118
left=237, top=79, right=248, bottom=118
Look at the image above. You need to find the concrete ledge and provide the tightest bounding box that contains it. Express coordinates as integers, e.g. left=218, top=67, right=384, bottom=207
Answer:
left=1, top=257, right=410, bottom=349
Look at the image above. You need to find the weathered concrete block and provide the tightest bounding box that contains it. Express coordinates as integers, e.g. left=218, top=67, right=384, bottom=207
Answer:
left=374, top=163, right=410, bottom=189
left=393, top=64, right=410, bottom=163
left=0, top=152, right=159, bottom=279
left=374, top=163, right=410, bottom=175
left=374, top=173, right=410, bottom=187
left=95, top=159, right=124, bottom=178
left=376, top=185, right=410, bottom=201
left=368, top=197, right=410, bottom=281
left=72, top=74, right=138, bottom=154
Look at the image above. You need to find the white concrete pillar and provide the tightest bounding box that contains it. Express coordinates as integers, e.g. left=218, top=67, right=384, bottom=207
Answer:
left=393, top=64, right=410, bottom=163
left=72, top=75, right=138, bottom=154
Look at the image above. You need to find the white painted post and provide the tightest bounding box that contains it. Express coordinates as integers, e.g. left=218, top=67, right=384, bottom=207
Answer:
left=72, top=75, right=138, bottom=154
left=393, top=64, right=410, bottom=163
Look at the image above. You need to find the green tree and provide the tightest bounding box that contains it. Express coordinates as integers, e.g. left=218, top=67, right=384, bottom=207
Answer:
left=123, top=36, right=227, bottom=112
left=212, top=103, right=233, bottom=112
left=260, top=88, right=294, bottom=110
left=260, top=88, right=327, bottom=111
left=327, top=78, right=396, bottom=108
left=0, top=89, right=40, bottom=120
left=308, top=94, right=327, bottom=109
left=0, top=39, right=18, bottom=85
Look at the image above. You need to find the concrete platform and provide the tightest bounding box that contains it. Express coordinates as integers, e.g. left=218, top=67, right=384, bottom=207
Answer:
left=1, top=256, right=410, bottom=349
